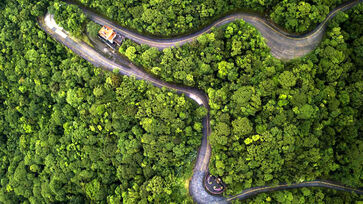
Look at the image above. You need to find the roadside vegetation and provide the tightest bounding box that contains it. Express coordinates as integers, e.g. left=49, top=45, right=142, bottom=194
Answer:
left=119, top=4, right=363, bottom=203
left=0, top=0, right=362, bottom=203
left=0, top=0, right=204, bottom=203
left=78, top=0, right=350, bottom=35
left=49, top=2, right=87, bottom=37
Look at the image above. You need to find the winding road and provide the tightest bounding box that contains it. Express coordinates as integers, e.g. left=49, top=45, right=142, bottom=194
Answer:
left=39, top=0, right=363, bottom=203
left=78, top=0, right=361, bottom=60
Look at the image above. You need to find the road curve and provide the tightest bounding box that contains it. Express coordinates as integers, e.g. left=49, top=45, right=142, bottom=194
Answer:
left=39, top=1, right=363, bottom=202
left=39, top=14, right=223, bottom=203
left=77, top=0, right=362, bottom=60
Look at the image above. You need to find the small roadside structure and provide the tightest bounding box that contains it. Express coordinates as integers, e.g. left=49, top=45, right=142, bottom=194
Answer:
left=98, top=25, right=123, bottom=47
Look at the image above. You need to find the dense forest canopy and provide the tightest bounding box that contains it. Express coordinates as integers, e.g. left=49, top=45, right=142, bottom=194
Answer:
left=0, top=0, right=362, bottom=203
left=0, top=0, right=205, bottom=203
left=78, top=0, right=349, bottom=35
left=118, top=3, right=363, bottom=203
left=49, top=2, right=87, bottom=37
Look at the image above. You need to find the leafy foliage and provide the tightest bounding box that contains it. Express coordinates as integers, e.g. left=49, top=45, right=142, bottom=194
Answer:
left=49, top=1, right=87, bottom=37
left=119, top=4, right=363, bottom=202
left=86, top=21, right=101, bottom=39
left=0, top=0, right=204, bottom=203
left=79, top=0, right=348, bottom=35
left=0, top=0, right=362, bottom=203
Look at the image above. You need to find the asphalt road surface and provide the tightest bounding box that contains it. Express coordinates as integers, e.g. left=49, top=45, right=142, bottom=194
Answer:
left=39, top=0, right=363, bottom=202
left=77, top=0, right=361, bottom=60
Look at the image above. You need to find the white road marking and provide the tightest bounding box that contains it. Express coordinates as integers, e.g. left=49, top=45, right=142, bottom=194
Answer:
left=44, top=13, right=69, bottom=39
left=189, top=94, right=203, bottom=105
left=55, top=29, right=67, bottom=39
